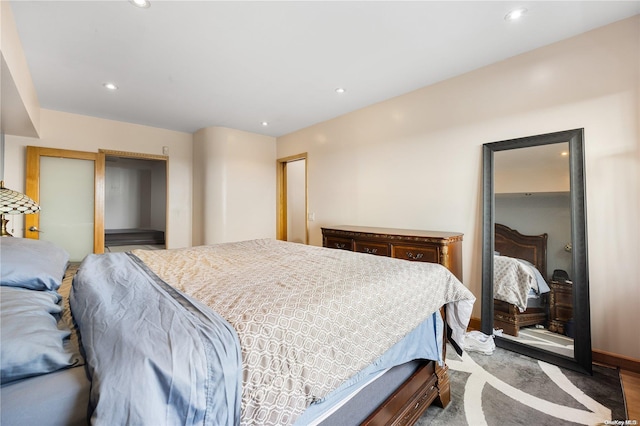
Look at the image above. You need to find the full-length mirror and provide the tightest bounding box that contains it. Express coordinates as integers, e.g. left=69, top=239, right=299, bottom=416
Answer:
left=482, top=128, right=592, bottom=374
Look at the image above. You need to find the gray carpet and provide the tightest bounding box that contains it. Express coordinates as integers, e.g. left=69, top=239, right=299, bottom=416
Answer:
left=418, top=345, right=626, bottom=426
left=502, top=327, right=575, bottom=358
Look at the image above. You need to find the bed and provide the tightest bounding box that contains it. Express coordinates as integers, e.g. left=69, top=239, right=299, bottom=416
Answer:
left=493, top=223, right=550, bottom=337
left=1, top=237, right=475, bottom=426
left=0, top=238, right=89, bottom=426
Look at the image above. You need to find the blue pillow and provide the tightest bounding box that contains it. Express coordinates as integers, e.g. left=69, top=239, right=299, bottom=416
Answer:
left=0, top=238, right=69, bottom=291
left=0, top=286, right=79, bottom=383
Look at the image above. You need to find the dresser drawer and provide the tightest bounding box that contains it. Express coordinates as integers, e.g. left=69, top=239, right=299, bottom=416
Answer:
left=324, top=236, right=353, bottom=251
left=391, top=245, right=439, bottom=263
left=354, top=241, right=390, bottom=257
left=555, top=306, right=573, bottom=322
left=321, top=226, right=463, bottom=281
left=553, top=290, right=572, bottom=307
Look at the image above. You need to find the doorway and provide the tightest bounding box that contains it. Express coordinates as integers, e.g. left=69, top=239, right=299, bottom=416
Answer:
left=277, top=153, right=308, bottom=244
left=25, top=146, right=105, bottom=261
left=100, top=150, right=168, bottom=252
left=25, top=147, right=168, bottom=261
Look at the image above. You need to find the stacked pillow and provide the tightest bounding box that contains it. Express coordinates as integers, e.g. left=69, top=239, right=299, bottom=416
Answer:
left=1, top=238, right=81, bottom=384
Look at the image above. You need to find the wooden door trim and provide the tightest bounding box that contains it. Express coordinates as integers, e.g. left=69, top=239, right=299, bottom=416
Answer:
left=276, top=153, right=308, bottom=244
left=25, top=146, right=105, bottom=254
left=99, top=149, right=168, bottom=162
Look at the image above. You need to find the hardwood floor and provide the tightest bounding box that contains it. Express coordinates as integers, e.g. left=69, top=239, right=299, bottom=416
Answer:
left=621, top=369, right=640, bottom=421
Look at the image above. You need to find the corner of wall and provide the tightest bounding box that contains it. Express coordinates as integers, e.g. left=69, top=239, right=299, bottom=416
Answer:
left=0, top=1, right=41, bottom=138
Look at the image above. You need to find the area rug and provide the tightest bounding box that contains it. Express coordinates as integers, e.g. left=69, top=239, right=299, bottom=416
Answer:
left=418, top=345, right=626, bottom=426
left=502, top=327, right=575, bottom=358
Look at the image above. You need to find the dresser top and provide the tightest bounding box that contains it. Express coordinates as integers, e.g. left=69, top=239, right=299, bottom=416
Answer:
left=322, top=225, right=463, bottom=240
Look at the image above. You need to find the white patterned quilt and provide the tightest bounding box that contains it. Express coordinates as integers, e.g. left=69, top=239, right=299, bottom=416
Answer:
left=493, top=255, right=540, bottom=312
left=134, top=239, right=475, bottom=425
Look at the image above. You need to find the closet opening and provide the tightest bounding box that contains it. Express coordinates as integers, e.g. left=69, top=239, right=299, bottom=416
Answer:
left=102, top=150, right=168, bottom=252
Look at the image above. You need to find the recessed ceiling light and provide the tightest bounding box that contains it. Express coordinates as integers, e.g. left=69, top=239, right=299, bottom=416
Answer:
left=130, top=0, right=150, bottom=8
left=505, top=8, right=527, bottom=21
left=561, top=151, right=569, bottom=156
left=261, top=121, right=268, bottom=126
left=335, top=88, right=346, bottom=94
left=103, top=82, right=118, bottom=91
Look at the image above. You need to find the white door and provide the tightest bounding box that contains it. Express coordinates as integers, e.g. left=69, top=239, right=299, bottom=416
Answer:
left=25, top=147, right=105, bottom=261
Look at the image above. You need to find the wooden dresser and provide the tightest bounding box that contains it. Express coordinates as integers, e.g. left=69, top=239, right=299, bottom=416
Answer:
left=321, top=225, right=463, bottom=282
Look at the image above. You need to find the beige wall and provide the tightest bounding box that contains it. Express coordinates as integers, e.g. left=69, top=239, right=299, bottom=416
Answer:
left=0, top=1, right=40, bottom=137
left=192, top=126, right=276, bottom=246
left=3, top=4, right=638, bottom=360
left=4, top=109, right=193, bottom=248
left=277, top=16, right=640, bottom=359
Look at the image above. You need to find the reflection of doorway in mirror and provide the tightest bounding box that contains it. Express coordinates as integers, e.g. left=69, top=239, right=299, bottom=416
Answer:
left=494, top=143, right=573, bottom=358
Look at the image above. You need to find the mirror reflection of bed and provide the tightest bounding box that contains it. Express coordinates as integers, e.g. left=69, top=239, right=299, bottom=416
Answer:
left=493, top=223, right=574, bottom=358
left=484, top=130, right=590, bottom=373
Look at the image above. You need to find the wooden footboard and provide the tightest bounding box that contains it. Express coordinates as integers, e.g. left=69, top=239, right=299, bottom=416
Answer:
left=363, top=305, right=451, bottom=426
left=361, top=360, right=449, bottom=426
left=494, top=299, right=546, bottom=337
left=494, top=223, right=550, bottom=337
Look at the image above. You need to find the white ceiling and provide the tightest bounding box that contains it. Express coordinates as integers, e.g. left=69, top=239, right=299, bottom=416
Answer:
left=9, top=1, right=640, bottom=137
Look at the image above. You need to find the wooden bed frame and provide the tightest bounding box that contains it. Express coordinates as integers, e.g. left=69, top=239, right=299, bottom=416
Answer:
left=494, top=223, right=548, bottom=337
left=362, top=327, right=450, bottom=425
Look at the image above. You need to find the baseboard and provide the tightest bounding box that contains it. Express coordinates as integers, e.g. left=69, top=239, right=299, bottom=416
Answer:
left=467, top=316, right=640, bottom=373
left=593, top=350, right=640, bottom=374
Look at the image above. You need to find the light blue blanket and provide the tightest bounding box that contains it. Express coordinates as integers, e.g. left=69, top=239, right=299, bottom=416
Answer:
left=294, top=312, right=442, bottom=425
left=71, top=252, right=242, bottom=425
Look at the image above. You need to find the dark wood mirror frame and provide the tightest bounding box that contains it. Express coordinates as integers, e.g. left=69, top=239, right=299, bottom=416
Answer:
left=481, top=128, right=592, bottom=374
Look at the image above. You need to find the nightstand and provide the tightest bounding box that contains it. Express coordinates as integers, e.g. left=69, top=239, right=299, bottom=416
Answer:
left=548, top=280, right=573, bottom=335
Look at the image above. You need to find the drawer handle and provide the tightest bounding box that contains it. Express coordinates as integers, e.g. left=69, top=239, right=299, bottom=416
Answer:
left=334, top=243, right=346, bottom=249
left=364, top=247, right=378, bottom=254
left=406, top=252, right=424, bottom=260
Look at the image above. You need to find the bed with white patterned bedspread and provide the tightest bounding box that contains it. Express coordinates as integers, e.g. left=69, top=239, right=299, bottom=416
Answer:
left=494, top=254, right=549, bottom=312
left=72, top=239, right=475, bottom=425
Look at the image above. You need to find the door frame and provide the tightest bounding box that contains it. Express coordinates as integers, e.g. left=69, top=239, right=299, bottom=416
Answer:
left=99, top=149, right=169, bottom=247
left=276, top=153, right=308, bottom=244
left=25, top=146, right=105, bottom=253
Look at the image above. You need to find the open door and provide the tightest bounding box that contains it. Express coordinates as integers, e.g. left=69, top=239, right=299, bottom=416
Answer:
left=276, top=153, right=308, bottom=244
left=100, top=149, right=168, bottom=251
left=25, top=146, right=105, bottom=261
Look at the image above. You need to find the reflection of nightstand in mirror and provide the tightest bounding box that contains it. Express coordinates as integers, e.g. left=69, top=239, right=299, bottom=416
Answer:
left=548, top=280, right=573, bottom=335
